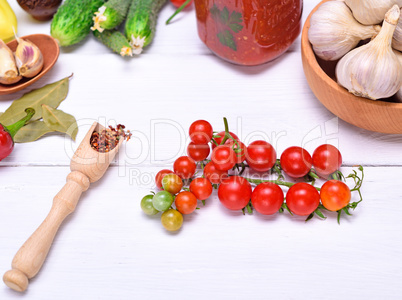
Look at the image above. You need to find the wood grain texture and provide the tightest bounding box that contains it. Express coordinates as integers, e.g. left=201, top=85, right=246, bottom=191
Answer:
left=3, top=123, right=121, bottom=291
left=3, top=171, right=90, bottom=292
left=302, top=0, right=402, bottom=134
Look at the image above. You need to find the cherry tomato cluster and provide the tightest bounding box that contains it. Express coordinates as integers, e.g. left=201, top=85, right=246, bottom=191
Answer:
left=141, top=118, right=364, bottom=231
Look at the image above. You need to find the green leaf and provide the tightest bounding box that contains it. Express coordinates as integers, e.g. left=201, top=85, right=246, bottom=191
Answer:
left=0, top=76, right=71, bottom=126
left=217, top=30, right=237, bottom=51
left=337, top=210, right=342, bottom=224
left=229, top=11, right=243, bottom=33
left=13, top=120, right=53, bottom=143
left=282, top=202, right=293, bottom=215
left=220, top=7, right=229, bottom=24
left=210, top=4, right=220, bottom=19
left=315, top=209, right=326, bottom=219
left=229, top=23, right=243, bottom=33
left=342, top=207, right=352, bottom=216
left=42, top=105, right=78, bottom=141
left=305, top=213, right=314, bottom=222
left=230, top=11, right=243, bottom=24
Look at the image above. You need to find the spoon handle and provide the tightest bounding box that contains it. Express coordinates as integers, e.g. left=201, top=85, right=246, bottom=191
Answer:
left=3, top=171, right=90, bottom=292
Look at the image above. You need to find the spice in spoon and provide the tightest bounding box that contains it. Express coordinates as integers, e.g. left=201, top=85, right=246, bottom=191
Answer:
left=90, top=124, right=131, bottom=153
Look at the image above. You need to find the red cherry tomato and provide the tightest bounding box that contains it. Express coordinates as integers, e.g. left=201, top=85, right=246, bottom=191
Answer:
left=286, top=182, right=320, bottom=216
left=189, top=120, right=213, bottom=145
left=187, top=142, right=210, bottom=161
left=320, top=180, right=351, bottom=211
left=203, top=161, right=229, bottom=184
left=280, top=146, right=312, bottom=178
left=175, top=191, right=198, bottom=214
left=189, top=177, right=213, bottom=200
left=312, top=144, right=342, bottom=176
left=170, top=0, right=193, bottom=8
left=161, top=173, right=183, bottom=194
left=218, top=176, right=252, bottom=210
left=212, top=131, right=239, bottom=149
left=173, top=156, right=197, bottom=179
left=211, top=145, right=236, bottom=171
left=155, top=169, right=173, bottom=189
left=246, top=140, right=277, bottom=172
left=251, top=182, right=284, bottom=215
left=226, top=140, right=246, bottom=164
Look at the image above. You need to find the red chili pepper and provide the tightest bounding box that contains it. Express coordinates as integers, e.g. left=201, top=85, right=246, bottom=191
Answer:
left=0, top=108, right=35, bottom=161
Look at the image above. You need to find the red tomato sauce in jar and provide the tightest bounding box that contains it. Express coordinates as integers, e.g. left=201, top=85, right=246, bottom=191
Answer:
left=194, top=0, right=303, bottom=65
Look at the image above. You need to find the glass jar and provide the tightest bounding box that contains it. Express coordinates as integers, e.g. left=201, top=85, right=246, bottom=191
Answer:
left=194, top=0, right=303, bottom=66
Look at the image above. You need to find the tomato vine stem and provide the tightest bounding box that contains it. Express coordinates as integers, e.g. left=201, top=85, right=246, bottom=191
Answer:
left=166, top=0, right=192, bottom=25
left=243, top=177, right=321, bottom=191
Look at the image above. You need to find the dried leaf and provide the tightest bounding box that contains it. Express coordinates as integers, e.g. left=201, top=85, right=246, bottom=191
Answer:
left=13, top=120, right=53, bottom=143
left=0, top=76, right=71, bottom=126
left=42, top=105, right=78, bottom=141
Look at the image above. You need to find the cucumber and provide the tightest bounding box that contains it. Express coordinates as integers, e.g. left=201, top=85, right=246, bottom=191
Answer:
left=92, top=0, right=132, bottom=32
left=93, top=29, right=133, bottom=57
left=124, top=0, right=167, bottom=55
left=51, top=0, right=106, bottom=46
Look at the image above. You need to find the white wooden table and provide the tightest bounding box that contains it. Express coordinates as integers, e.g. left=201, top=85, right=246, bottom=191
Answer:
left=1, top=1, right=402, bottom=299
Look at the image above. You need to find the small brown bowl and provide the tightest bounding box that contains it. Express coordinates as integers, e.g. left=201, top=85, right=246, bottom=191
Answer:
left=301, top=0, right=402, bottom=134
left=0, top=34, right=60, bottom=96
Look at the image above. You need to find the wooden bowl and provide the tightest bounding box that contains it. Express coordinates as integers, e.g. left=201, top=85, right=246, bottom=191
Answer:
left=301, top=0, right=402, bottom=134
left=0, top=34, right=60, bottom=96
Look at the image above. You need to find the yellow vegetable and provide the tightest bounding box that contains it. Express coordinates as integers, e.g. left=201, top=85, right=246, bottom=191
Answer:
left=0, top=0, right=18, bottom=43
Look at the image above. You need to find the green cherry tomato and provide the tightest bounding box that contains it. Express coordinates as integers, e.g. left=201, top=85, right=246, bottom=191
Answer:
left=161, top=209, right=183, bottom=231
left=152, top=191, right=174, bottom=211
left=140, top=194, right=159, bottom=215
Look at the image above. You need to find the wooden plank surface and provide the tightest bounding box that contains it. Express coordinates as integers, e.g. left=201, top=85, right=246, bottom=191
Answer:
left=0, top=166, right=401, bottom=299
left=1, top=0, right=401, bottom=299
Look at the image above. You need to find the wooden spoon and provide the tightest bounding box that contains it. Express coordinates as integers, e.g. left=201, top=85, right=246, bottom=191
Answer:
left=3, top=122, right=123, bottom=292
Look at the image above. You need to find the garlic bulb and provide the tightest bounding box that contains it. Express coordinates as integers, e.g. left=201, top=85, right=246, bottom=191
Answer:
left=345, top=0, right=402, bottom=25
left=308, top=1, right=380, bottom=61
left=336, top=5, right=402, bottom=100
left=395, top=51, right=402, bottom=102
left=0, top=40, right=22, bottom=85
left=396, top=89, right=402, bottom=102
left=392, top=8, right=402, bottom=51
left=395, top=49, right=402, bottom=65
left=15, top=37, right=44, bottom=78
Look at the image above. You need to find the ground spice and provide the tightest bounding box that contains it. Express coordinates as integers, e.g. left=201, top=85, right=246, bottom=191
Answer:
left=90, top=124, right=131, bottom=153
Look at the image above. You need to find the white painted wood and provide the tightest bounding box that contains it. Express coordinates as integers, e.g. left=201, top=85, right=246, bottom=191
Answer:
left=1, top=1, right=402, bottom=299
left=0, top=166, right=401, bottom=299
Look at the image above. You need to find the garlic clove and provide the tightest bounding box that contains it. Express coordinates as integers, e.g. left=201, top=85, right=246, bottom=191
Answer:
left=394, top=49, right=402, bottom=65
left=336, top=5, right=402, bottom=100
left=308, top=1, right=380, bottom=61
left=345, top=0, right=402, bottom=25
left=392, top=7, right=402, bottom=51
left=0, top=40, right=22, bottom=85
left=394, top=50, right=402, bottom=102
left=14, top=37, right=44, bottom=78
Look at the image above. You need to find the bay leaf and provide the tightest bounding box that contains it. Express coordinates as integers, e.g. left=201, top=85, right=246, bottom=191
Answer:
left=13, top=120, right=53, bottom=143
left=0, top=75, right=71, bottom=126
left=42, top=105, right=78, bottom=141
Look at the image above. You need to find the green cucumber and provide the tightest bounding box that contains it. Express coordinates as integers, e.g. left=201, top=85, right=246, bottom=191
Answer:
left=124, top=0, right=167, bottom=54
left=92, top=0, right=132, bottom=32
left=93, top=29, right=133, bottom=57
left=51, top=0, right=106, bottom=47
